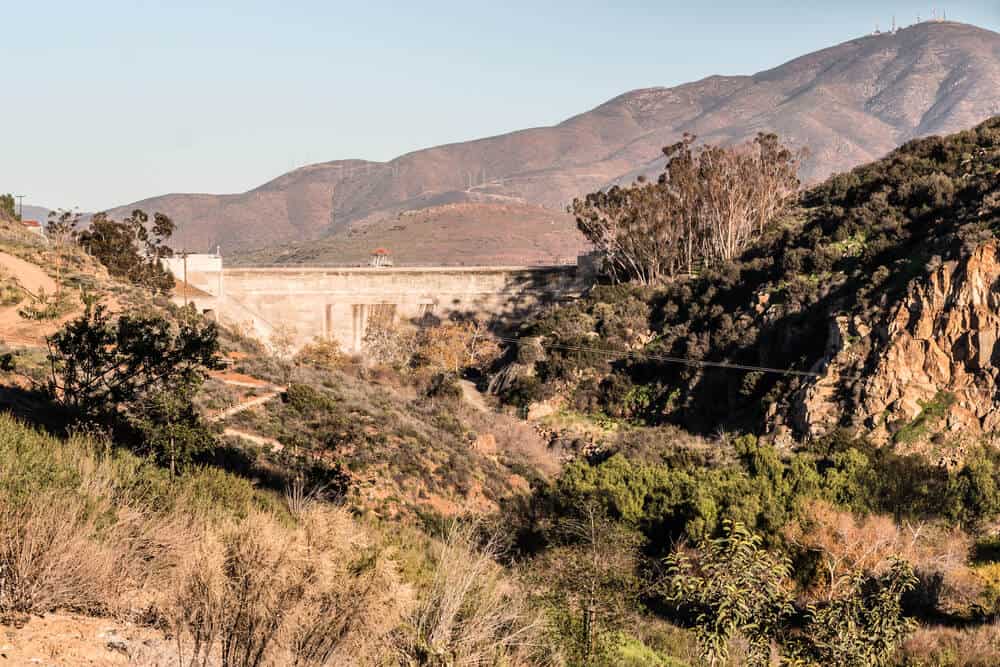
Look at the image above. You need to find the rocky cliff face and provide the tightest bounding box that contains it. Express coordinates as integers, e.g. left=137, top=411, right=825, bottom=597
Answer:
left=787, top=242, right=1000, bottom=455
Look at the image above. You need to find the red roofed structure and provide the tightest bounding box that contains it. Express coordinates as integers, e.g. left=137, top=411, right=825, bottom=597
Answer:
left=20, top=220, right=46, bottom=238
left=369, top=248, right=393, bottom=267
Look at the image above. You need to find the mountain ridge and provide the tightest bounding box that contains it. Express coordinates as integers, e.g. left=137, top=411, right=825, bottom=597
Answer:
left=106, top=21, right=1000, bottom=261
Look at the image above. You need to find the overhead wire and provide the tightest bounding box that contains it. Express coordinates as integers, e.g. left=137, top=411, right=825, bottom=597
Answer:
left=492, top=334, right=1000, bottom=399
left=493, top=334, right=861, bottom=381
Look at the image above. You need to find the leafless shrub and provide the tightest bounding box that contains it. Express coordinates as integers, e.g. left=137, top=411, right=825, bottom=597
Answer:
left=269, top=324, right=299, bottom=359
left=464, top=408, right=560, bottom=477
left=399, top=522, right=551, bottom=666
left=786, top=499, right=977, bottom=612
left=165, top=507, right=408, bottom=667
left=284, top=475, right=328, bottom=522
left=363, top=323, right=417, bottom=369
left=904, top=620, right=1000, bottom=666
left=0, top=490, right=190, bottom=622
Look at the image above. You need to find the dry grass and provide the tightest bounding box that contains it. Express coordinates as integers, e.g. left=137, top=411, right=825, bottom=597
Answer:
left=461, top=403, right=561, bottom=477
left=400, top=522, right=553, bottom=666
left=903, top=621, right=1000, bottom=666
left=786, top=499, right=978, bottom=610
left=0, top=414, right=555, bottom=666
left=0, top=491, right=134, bottom=618
left=0, top=434, right=197, bottom=622
left=165, top=507, right=408, bottom=666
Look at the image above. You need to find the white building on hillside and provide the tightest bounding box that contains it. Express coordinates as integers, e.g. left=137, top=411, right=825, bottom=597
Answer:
left=20, top=219, right=46, bottom=239
left=161, top=248, right=224, bottom=297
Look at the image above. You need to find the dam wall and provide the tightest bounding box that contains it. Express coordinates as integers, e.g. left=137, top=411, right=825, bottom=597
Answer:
left=171, top=257, right=590, bottom=353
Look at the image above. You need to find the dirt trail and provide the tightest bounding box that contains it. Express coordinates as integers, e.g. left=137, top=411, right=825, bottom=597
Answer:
left=223, top=427, right=284, bottom=451
left=207, top=372, right=285, bottom=423
left=209, top=391, right=283, bottom=421
left=458, top=379, right=491, bottom=412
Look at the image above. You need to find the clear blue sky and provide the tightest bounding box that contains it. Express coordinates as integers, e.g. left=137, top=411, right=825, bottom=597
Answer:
left=3, top=1, right=998, bottom=211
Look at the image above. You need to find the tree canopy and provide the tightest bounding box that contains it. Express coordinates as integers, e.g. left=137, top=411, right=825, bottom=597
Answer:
left=77, top=209, right=176, bottom=293
left=0, top=194, right=17, bottom=221
left=44, top=301, right=222, bottom=417
left=572, top=133, right=801, bottom=285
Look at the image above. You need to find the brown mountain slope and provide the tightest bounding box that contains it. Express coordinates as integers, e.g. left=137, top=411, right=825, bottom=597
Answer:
left=230, top=201, right=586, bottom=266
left=111, top=21, right=1000, bottom=261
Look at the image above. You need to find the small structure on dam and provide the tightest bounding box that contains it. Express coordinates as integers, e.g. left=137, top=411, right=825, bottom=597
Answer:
left=163, top=253, right=592, bottom=355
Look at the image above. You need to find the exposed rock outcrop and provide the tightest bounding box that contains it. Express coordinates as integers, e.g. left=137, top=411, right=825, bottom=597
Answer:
left=788, top=242, right=1000, bottom=451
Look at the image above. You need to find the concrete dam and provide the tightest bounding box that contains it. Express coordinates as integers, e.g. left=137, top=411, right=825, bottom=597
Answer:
left=165, top=253, right=590, bottom=354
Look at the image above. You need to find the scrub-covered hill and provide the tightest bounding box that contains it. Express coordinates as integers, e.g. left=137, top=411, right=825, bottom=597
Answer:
left=500, top=116, right=1000, bottom=453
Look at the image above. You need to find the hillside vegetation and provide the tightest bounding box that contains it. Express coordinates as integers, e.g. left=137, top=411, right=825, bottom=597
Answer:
left=6, top=118, right=1000, bottom=665
left=0, top=206, right=566, bottom=665
left=0, top=414, right=554, bottom=665
left=220, top=355, right=557, bottom=522
left=474, top=118, right=1000, bottom=665
left=503, top=116, right=1000, bottom=439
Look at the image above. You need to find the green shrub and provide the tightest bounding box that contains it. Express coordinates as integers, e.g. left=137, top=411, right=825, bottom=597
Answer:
left=0, top=413, right=283, bottom=523
left=893, top=391, right=956, bottom=444
left=522, top=429, right=1000, bottom=560
left=612, top=635, right=690, bottom=666
left=284, top=382, right=337, bottom=413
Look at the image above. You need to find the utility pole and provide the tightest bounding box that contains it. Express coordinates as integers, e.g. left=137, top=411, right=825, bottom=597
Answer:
left=15, top=195, right=24, bottom=220
left=182, top=249, right=189, bottom=308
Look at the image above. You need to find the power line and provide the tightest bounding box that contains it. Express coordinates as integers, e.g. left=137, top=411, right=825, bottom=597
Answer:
left=494, top=334, right=1000, bottom=399
left=494, top=335, right=859, bottom=380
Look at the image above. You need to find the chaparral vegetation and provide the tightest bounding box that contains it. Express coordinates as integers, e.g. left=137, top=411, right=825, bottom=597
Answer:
left=1, top=114, right=999, bottom=666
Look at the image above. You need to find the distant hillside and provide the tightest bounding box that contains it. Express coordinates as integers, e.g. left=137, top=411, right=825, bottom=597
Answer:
left=231, top=201, right=587, bottom=266
left=18, top=205, right=51, bottom=224
left=110, top=21, right=1000, bottom=262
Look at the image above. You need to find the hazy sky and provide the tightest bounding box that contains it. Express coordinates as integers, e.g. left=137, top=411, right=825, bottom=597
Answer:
left=3, top=1, right=998, bottom=211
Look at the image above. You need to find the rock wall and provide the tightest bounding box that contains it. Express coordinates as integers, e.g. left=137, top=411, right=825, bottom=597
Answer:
left=785, top=242, right=1000, bottom=451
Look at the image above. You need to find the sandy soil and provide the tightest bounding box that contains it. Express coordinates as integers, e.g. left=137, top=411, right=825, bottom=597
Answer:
left=208, top=370, right=277, bottom=388
left=458, top=379, right=491, bottom=412
left=0, top=613, right=172, bottom=666
left=0, top=251, right=75, bottom=348
left=0, top=252, right=57, bottom=297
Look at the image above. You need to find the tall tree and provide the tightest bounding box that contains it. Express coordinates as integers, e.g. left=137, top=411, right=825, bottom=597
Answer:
left=45, top=208, right=81, bottom=246
left=77, top=209, right=176, bottom=293
left=572, top=180, right=679, bottom=285
left=694, top=133, right=801, bottom=263
left=572, top=133, right=801, bottom=285
left=46, top=209, right=83, bottom=297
